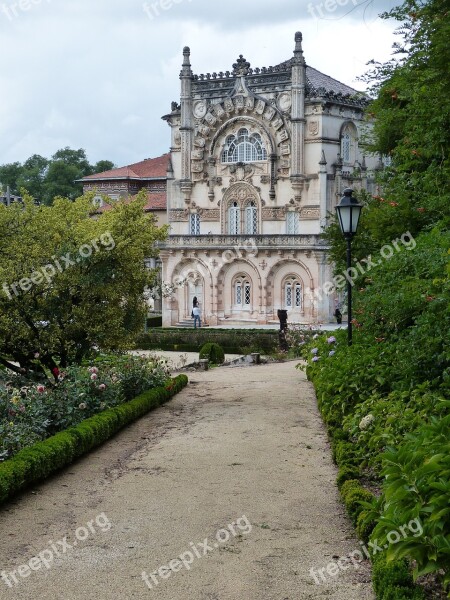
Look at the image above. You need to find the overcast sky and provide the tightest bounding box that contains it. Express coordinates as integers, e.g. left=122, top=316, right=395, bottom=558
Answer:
left=0, top=0, right=399, bottom=168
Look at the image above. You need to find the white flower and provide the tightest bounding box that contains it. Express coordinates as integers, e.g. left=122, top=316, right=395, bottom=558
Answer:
left=359, top=414, right=375, bottom=430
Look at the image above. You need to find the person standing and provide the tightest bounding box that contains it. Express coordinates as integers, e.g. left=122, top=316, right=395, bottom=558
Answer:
left=192, top=304, right=201, bottom=329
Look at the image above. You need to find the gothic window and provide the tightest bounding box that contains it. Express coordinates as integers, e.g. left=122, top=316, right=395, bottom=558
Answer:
left=284, top=278, right=302, bottom=309
left=340, top=123, right=357, bottom=165
left=189, top=213, right=200, bottom=236
left=234, top=278, right=251, bottom=308
left=222, top=128, right=267, bottom=163
left=228, top=201, right=240, bottom=234
left=245, top=201, right=258, bottom=234
left=286, top=211, right=299, bottom=234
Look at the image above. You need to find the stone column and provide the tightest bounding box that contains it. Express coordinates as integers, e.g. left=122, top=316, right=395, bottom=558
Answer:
left=180, top=47, right=193, bottom=203
left=319, top=150, right=328, bottom=229
left=290, top=32, right=306, bottom=202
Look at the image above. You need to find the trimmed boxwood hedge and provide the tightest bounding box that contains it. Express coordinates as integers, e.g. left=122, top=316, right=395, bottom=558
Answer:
left=0, top=375, right=188, bottom=506
left=307, top=369, right=425, bottom=600
left=136, top=328, right=279, bottom=354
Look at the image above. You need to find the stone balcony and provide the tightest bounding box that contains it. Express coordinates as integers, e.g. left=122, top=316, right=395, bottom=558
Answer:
left=158, top=234, right=328, bottom=251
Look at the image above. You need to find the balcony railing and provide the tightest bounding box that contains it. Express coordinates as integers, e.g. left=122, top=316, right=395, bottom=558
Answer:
left=158, top=234, right=328, bottom=250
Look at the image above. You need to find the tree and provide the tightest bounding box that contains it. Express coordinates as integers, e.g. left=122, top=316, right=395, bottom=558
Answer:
left=0, top=162, right=24, bottom=195
left=0, top=190, right=168, bottom=380
left=93, top=160, right=115, bottom=174
left=16, top=155, right=49, bottom=203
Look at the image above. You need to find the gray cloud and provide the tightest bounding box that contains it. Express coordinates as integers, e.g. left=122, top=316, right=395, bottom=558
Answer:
left=0, top=0, right=398, bottom=168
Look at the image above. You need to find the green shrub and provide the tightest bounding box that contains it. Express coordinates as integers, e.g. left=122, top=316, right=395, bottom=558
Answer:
left=199, top=343, right=225, bottom=365
left=0, top=375, right=188, bottom=506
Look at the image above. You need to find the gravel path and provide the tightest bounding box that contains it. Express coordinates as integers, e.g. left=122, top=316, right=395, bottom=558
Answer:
left=0, top=361, right=374, bottom=600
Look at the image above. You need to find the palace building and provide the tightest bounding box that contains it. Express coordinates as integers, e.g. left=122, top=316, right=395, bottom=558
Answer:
left=159, top=32, right=379, bottom=326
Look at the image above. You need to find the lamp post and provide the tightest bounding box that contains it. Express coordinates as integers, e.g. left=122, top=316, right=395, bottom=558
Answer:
left=335, top=188, right=363, bottom=346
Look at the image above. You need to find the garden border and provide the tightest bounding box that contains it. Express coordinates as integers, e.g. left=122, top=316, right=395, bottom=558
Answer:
left=307, top=365, right=425, bottom=600
left=0, top=375, right=188, bottom=507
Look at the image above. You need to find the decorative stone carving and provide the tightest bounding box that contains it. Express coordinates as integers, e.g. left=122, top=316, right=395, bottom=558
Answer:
left=198, top=124, right=210, bottom=136
left=271, top=116, right=284, bottom=130
left=194, top=136, right=206, bottom=147
left=264, top=106, right=276, bottom=121
left=169, top=209, right=189, bottom=222
left=213, top=103, right=226, bottom=119
left=232, top=55, right=251, bottom=76
left=308, top=120, right=319, bottom=136
left=245, top=96, right=255, bottom=111
left=224, top=98, right=234, bottom=113
left=255, top=100, right=266, bottom=115
left=193, top=100, right=207, bottom=119
left=229, top=163, right=254, bottom=183
left=262, top=207, right=286, bottom=220
left=278, top=92, right=292, bottom=112
left=277, top=129, right=289, bottom=144
left=299, top=206, right=320, bottom=219
left=192, top=148, right=204, bottom=160
left=280, top=142, right=291, bottom=156
left=204, top=112, right=217, bottom=126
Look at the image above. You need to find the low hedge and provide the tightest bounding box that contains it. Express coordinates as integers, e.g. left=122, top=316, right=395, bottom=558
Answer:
left=307, top=371, right=424, bottom=599
left=136, top=328, right=279, bottom=354
left=0, top=375, right=188, bottom=506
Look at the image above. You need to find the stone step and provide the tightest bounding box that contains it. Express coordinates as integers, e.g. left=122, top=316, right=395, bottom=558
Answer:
left=174, top=319, right=209, bottom=328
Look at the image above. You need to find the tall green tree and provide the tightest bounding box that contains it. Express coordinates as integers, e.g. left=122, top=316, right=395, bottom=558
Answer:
left=16, top=155, right=49, bottom=202
left=0, top=190, right=168, bottom=380
left=0, top=162, right=24, bottom=196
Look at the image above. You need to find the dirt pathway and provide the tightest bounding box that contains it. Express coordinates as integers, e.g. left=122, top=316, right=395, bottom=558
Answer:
left=0, top=361, right=373, bottom=600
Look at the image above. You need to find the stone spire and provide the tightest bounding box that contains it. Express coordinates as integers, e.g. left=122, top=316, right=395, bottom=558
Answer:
left=293, top=31, right=305, bottom=65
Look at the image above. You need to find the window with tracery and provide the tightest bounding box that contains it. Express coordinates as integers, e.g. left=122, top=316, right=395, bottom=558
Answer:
left=222, top=128, right=267, bottom=163
left=228, top=202, right=240, bottom=234
left=189, top=213, right=200, bottom=236
left=235, top=278, right=251, bottom=308
left=340, top=123, right=357, bottom=165
left=286, top=211, right=299, bottom=235
left=285, top=279, right=302, bottom=309
left=245, top=201, right=258, bottom=234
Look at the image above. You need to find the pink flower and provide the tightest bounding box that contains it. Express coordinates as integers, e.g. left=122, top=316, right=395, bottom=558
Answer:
left=37, top=385, right=46, bottom=393
left=91, top=373, right=98, bottom=381
left=34, top=352, right=40, bottom=359
left=88, top=367, right=98, bottom=374
left=98, top=384, right=106, bottom=391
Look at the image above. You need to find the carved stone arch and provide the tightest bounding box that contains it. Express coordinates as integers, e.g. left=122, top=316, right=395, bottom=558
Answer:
left=339, top=120, right=358, bottom=165
left=172, top=257, right=213, bottom=319
left=221, top=182, right=262, bottom=234
left=216, top=258, right=262, bottom=315
left=265, top=259, right=313, bottom=319
left=210, top=116, right=276, bottom=159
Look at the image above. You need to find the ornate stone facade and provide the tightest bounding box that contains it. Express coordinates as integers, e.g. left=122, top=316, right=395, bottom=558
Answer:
left=160, top=32, right=379, bottom=326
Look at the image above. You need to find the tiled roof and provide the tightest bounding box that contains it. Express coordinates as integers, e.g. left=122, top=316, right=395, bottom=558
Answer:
left=82, top=153, right=170, bottom=181
left=305, top=66, right=360, bottom=96
left=95, top=192, right=166, bottom=213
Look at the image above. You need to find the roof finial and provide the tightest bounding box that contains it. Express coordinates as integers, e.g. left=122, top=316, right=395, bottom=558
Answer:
left=293, top=32, right=305, bottom=64
left=232, top=55, right=251, bottom=76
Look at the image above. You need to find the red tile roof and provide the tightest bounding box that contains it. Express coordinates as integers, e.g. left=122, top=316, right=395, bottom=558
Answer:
left=82, top=153, right=170, bottom=181
left=95, top=192, right=166, bottom=213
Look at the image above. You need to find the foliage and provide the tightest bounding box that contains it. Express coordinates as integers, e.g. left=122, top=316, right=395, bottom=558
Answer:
left=0, top=191, right=168, bottom=378
left=367, top=415, right=450, bottom=591
left=199, top=342, right=225, bottom=365
left=0, top=354, right=171, bottom=460
left=0, top=374, right=188, bottom=506
left=137, top=328, right=279, bottom=355
left=0, top=148, right=115, bottom=205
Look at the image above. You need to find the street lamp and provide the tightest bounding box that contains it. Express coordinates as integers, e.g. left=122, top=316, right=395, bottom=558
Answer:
left=335, top=188, right=363, bottom=346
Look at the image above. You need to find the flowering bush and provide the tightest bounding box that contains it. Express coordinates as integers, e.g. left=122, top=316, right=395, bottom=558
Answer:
left=0, top=354, right=170, bottom=461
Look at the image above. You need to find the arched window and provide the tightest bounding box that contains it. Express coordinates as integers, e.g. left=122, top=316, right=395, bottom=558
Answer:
left=234, top=277, right=251, bottom=308
left=245, top=201, right=258, bottom=234
left=228, top=201, right=240, bottom=235
left=340, top=123, right=357, bottom=165
left=284, top=278, right=302, bottom=309
left=222, top=128, right=268, bottom=163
